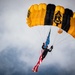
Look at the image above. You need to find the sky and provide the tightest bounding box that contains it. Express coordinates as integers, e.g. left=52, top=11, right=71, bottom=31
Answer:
left=0, top=0, right=75, bottom=75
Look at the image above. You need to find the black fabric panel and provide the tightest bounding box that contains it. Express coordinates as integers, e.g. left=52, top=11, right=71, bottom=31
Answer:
left=62, top=8, right=73, bottom=32
left=27, top=10, right=30, bottom=18
left=44, top=4, right=55, bottom=25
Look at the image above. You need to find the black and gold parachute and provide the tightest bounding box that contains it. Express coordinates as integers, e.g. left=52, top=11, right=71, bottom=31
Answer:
left=26, top=3, right=75, bottom=38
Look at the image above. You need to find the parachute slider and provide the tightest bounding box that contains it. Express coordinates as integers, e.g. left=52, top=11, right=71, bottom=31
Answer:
left=58, top=28, right=63, bottom=34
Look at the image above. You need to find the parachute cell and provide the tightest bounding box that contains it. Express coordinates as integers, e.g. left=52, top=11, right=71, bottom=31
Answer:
left=53, top=5, right=65, bottom=28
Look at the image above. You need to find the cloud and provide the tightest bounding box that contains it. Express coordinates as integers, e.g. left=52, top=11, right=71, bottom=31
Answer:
left=0, top=0, right=75, bottom=75
left=0, top=47, right=75, bottom=75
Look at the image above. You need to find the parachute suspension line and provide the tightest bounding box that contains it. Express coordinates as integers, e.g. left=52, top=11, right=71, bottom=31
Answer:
left=53, top=28, right=63, bottom=45
left=53, top=29, right=69, bottom=46
left=52, top=29, right=59, bottom=46
left=54, top=34, right=70, bottom=46
left=36, top=26, right=51, bottom=45
left=54, top=31, right=71, bottom=46
left=37, top=28, right=44, bottom=42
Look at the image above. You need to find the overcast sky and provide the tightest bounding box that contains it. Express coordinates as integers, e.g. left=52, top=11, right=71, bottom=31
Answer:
left=0, top=0, right=75, bottom=75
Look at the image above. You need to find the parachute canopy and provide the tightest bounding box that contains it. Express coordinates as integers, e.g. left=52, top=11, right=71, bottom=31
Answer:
left=26, top=3, right=75, bottom=38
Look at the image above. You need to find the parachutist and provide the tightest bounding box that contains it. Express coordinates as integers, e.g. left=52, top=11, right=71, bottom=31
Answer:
left=32, top=28, right=52, bottom=72
left=42, top=43, right=53, bottom=60
left=32, top=43, right=53, bottom=72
